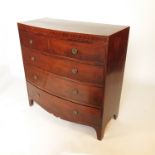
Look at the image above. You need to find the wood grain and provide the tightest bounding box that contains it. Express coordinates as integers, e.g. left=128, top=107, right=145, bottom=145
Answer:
left=18, top=18, right=130, bottom=140
left=25, top=65, right=103, bottom=108
left=48, top=38, right=106, bottom=63
left=22, top=46, right=105, bottom=85
left=27, top=82, right=101, bottom=127
left=19, top=31, right=48, bottom=51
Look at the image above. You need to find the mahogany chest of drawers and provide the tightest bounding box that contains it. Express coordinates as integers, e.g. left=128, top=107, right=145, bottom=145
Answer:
left=18, top=18, right=129, bottom=140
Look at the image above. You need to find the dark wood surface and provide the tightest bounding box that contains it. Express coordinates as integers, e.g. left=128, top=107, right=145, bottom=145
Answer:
left=22, top=46, right=105, bottom=85
left=19, top=30, right=48, bottom=51
left=19, top=18, right=128, bottom=36
left=27, top=82, right=101, bottom=127
left=18, top=18, right=129, bottom=140
left=100, top=28, right=130, bottom=139
left=48, top=37, right=107, bottom=63
left=19, top=30, right=107, bottom=63
left=25, top=65, right=103, bottom=108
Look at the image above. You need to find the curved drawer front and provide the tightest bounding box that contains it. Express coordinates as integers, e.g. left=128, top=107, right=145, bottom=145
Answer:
left=27, top=82, right=101, bottom=127
left=19, top=29, right=107, bottom=63
left=22, top=47, right=104, bottom=85
left=25, top=65, right=103, bottom=108
left=19, top=31, right=48, bottom=51
left=48, top=38, right=107, bottom=63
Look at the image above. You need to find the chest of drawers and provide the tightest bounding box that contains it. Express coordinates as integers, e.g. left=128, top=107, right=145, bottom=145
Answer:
left=18, top=18, right=129, bottom=140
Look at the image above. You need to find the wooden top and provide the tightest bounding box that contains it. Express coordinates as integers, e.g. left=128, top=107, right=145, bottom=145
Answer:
left=19, top=18, right=128, bottom=36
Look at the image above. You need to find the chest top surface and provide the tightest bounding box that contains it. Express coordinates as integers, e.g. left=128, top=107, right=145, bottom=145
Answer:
left=19, top=18, right=128, bottom=36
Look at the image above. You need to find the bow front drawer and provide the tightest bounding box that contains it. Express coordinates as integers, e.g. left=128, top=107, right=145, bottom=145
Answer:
left=19, top=31, right=48, bottom=51
left=48, top=38, right=107, bottom=64
left=22, top=47, right=104, bottom=85
left=25, top=65, right=103, bottom=108
left=27, top=82, right=101, bottom=127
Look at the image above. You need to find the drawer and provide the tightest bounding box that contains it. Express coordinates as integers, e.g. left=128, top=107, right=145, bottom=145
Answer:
left=48, top=38, right=107, bottom=63
left=19, top=31, right=48, bottom=51
left=25, top=65, right=103, bottom=108
left=27, top=82, right=101, bottom=127
left=22, top=47, right=104, bottom=85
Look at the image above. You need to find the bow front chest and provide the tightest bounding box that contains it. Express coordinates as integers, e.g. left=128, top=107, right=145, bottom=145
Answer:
left=18, top=18, right=129, bottom=140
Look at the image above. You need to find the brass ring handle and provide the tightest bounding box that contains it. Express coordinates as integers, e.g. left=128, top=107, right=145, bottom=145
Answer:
left=71, top=68, right=78, bottom=74
left=71, top=48, right=78, bottom=55
left=31, top=56, right=35, bottom=61
left=72, top=89, right=78, bottom=95
left=73, top=110, right=78, bottom=115
left=29, top=39, right=33, bottom=44
left=33, top=75, right=38, bottom=80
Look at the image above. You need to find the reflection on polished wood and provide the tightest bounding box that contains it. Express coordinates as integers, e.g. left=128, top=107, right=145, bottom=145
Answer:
left=18, top=18, right=129, bottom=140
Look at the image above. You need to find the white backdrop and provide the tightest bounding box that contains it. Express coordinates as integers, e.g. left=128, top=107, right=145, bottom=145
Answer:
left=0, top=0, right=155, bottom=155
left=0, top=0, right=155, bottom=84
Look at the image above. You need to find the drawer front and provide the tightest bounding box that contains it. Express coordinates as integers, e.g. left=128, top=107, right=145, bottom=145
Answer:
left=48, top=38, right=107, bottom=63
left=22, top=47, right=104, bottom=85
left=25, top=65, right=103, bottom=108
left=27, top=82, right=101, bottom=127
left=19, top=31, right=48, bottom=51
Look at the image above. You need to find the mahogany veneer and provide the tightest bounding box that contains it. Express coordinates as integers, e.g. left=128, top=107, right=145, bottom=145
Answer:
left=18, top=18, right=129, bottom=140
